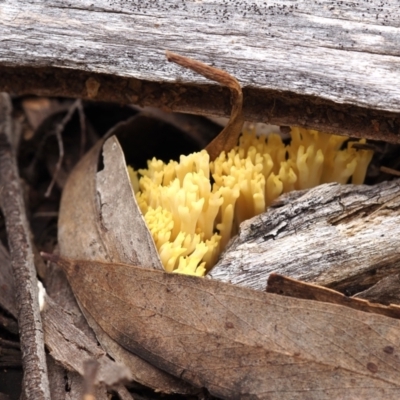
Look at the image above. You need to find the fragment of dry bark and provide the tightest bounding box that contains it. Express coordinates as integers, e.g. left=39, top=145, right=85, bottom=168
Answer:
left=267, top=274, right=400, bottom=319
left=0, top=93, right=50, bottom=399
left=43, top=254, right=113, bottom=399
left=42, top=297, right=131, bottom=386
left=355, top=274, right=400, bottom=305
left=57, top=128, right=195, bottom=394
left=209, top=180, right=400, bottom=295
left=43, top=253, right=400, bottom=399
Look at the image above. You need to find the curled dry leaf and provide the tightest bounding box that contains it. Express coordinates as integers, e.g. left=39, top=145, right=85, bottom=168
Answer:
left=57, top=119, right=194, bottom=394
left=42, top=252, right=400, bottom=400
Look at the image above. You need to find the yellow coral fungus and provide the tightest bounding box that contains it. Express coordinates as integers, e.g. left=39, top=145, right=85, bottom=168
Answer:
left=128, top=127, right=373, bottom=277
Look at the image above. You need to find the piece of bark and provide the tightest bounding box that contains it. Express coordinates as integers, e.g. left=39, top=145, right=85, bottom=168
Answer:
left=0, top=242, right=17, bottom=319
left=58, top=129, right=195, bottom=394
left=47, top=356, right=68, bottom=400
left=44, top=255, right=95, bottom=339
left=66, top=373, right=108, bottom=400
left=43, top=253, right=400, bottom=399
left=42, top=297, right=131, bottom=387
left=95, top=136, right=163, bottom=268
left=209, top=180, right=400, bottom=295
left=355, top=274, right=400, bottom=305
left=47, top=356, right=108, bottom=400
left=267, top=273, right=400, bottom=320
left=0, top=93, right=50, bottom=399
left=43, top=256, right=111, bottom=400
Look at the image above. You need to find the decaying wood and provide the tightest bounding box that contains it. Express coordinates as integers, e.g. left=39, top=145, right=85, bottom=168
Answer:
left=355, top=274, right=400, bottom=305
left=1, top=1, right=400, bottom=142
left=43, top=252, right=112, bottom=399
left=58, top=131, right=195, bottom=394
left=210, top=180, right=400, bottom=295
left=42, top=298, right=131, bottom=387
left=42, top=252, right=400, bottom=399
left=267, top=274, right=400, bottom=320
left=0, top=93, right=50, bottom=399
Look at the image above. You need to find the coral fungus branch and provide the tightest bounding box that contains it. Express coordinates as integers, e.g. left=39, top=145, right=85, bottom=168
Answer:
left=129, top=127, right=374, bottom=277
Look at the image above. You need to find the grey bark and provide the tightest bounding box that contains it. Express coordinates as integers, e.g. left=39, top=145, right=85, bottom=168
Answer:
left=210, top=180, right=400, bottom=296
left=1, top=1, right=400, bottom=143
left=0, top=93, right=50, bottom=400
left=1, top=0, right=400, bottom=112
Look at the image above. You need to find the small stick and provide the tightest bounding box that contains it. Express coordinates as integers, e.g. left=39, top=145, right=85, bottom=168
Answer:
left=166, top=51, right=244, bottom=161
left=77, top=99, right=87, bottom=158
left=380, top=165, right=400, bottom=177
left=0, top=93, right=50, bottom=399
left=45, top=99, right=82, bottom=197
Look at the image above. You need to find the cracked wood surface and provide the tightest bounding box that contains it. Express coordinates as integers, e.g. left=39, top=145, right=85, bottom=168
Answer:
left=209, top=180, right=400, bottom=294
left=1, top=1, right=400, bottom=142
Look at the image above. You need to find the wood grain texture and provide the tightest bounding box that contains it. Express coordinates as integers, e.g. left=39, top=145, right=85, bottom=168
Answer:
left=1, top=0, right=400, bottom=111
left=1, top=1, right=400, bottom=142
left=209, top=180, right=400, bottom=294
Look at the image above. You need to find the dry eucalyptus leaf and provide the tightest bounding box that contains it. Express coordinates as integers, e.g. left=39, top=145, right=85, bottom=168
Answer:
left=57, top=126, right=193, bottom=394
left=210, top=180, right=400, bottom=294
left=42, top=253, right=400, bottom=399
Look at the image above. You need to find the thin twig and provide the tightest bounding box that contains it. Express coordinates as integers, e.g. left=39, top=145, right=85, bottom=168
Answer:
left=166, top=51, right=244, bottom=161
left=45, top=99, right=81, bottom=197
left=0, top=92, right=50, bottom=399
left=77, top=99, right=87, bottom=158
left=380, top=165, right=400, bottom=177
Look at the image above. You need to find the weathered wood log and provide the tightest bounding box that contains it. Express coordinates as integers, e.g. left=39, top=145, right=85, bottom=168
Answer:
left=1, top=1, right=400, bottom=142
left=209, top=180, right=400, bottom=295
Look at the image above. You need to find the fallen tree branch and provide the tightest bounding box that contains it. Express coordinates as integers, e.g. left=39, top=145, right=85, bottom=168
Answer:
left=0, top=93, right=50, bottom=399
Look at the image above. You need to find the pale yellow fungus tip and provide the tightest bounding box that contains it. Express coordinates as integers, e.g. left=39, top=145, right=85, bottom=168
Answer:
left=129, top=127, right=373, bottom=276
